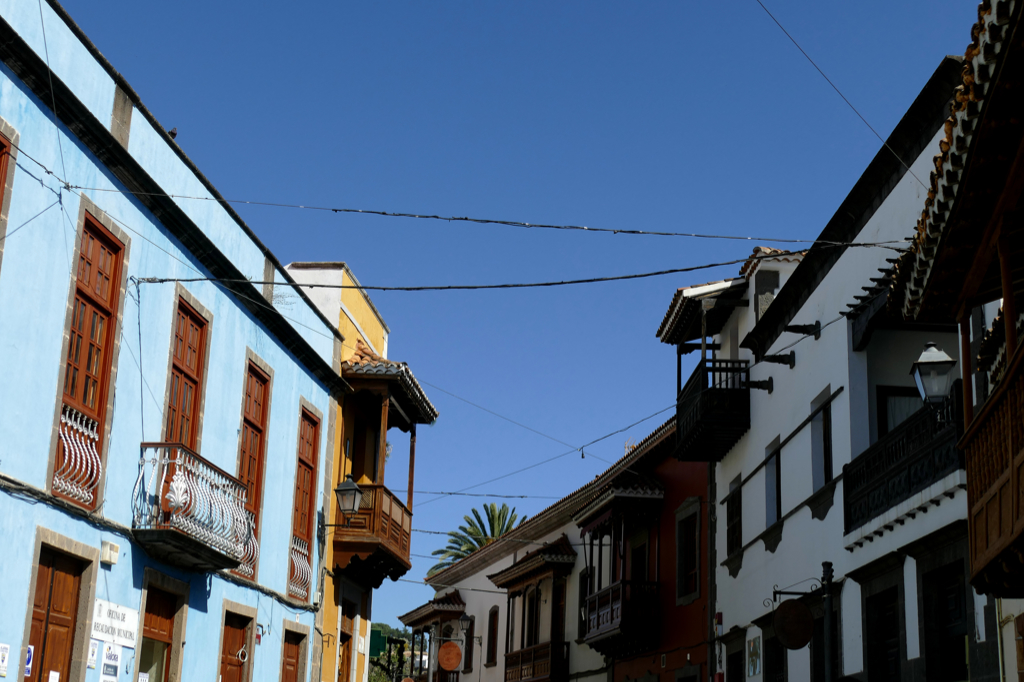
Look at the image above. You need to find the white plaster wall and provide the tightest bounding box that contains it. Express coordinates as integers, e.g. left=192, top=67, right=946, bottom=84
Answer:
left=712, top=127, right=949, bottom=659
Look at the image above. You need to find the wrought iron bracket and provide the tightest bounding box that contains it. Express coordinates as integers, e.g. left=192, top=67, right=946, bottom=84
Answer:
left=766, top=578, right=822, bottom=604
left=762, top=351, right=795, bottom=369
left=748, top=377, right=774, bottom=394
left=784, top=321, right=821, bottom=340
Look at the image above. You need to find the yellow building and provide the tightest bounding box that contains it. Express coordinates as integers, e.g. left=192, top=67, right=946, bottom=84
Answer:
left=286, top=262, right=438, bottom=682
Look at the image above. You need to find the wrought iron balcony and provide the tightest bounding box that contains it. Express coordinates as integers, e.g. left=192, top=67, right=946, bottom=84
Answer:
left=675, top=359, right=750, bottom=462
left=132, top=443, right=258, bottom=573
left=843, top=391, right=962, bottom=537
left=53, top=404, right=102, bottom=507
left=332, top=483, right=412, bottom=587
left=288, top=536, right=312, bottom=600
left=964, top=349, right=1024, bottom=596
left=505, top=641, right=569, bottom=682
left=580, top=580, right=658, bottom=657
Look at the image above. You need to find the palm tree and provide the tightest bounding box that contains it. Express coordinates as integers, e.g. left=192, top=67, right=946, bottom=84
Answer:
left=427, top=503, right=523, bottom=575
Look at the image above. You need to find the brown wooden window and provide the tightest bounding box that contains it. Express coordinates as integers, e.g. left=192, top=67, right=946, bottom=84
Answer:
left=27, top=548, right=84, bottom=682
left=165, top=300, right=207, bottom=448
left=726, top=478, right=742, bottom=558
left=54, top=213, right=124, bottom=509
left=236, top=362, right=270, bottom=577
left=486, top=606, right=499, bottom=665
left=139, top=587, right=176, bottom=682
left=462, top=615, right=475, bottom=672
left=288, top=408, right=320, bottom=600
left=676, top=500, right=699, bottom=605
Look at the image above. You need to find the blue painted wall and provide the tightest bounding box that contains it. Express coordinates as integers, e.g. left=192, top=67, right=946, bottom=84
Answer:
left=0, top=3, right=338, bottom=680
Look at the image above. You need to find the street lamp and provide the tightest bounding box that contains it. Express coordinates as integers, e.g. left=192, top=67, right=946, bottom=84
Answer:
left=459, top=614, right=472, bottom=631
left=910, top=342, right=957, bottom=403
left=334, top=474, right=364, bottom=527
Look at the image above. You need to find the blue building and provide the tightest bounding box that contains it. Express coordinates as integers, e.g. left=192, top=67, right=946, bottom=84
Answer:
left=0, top=2, right=351, bottom=681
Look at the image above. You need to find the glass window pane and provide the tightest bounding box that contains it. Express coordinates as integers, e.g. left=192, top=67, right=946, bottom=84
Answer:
left=139, top=637, right=169, bottom=682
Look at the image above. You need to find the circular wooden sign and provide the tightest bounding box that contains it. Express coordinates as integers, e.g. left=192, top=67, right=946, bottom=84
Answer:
left=773, top=599, right=814, bottom=650
left=438, top=641, right=462, bottom=671
left=402, top=678, right=415, bottom=682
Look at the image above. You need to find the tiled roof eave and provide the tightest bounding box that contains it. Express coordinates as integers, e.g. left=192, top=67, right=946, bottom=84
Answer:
left=895, top=0, right=1018, bottom=320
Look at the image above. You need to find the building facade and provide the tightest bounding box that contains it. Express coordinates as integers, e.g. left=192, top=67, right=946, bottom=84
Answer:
left=287, top=262, right=437, bottom=682
left=400, top=419, right=712, bottom=682
left=0, top=3, right=351, bottom=681
left=655, top=55, right=1001, bottom=681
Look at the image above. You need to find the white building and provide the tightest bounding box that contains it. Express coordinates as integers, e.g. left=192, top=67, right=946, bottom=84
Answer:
left=653, top=55, right=1002, bottom=681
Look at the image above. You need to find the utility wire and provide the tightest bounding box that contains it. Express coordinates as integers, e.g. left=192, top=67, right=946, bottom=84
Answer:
left=65, top=181, right=913, bottom=247
left=135, top=243, right=904, bottom=294
left=753, top=0, right=926, bottom=190
left=393, top=490, right=561, bottom=500
left=0, top=200, right=60, bottom=245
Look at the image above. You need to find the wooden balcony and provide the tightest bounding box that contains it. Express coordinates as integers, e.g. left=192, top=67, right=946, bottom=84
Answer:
left=964, top=347, right=1024, bottom=596
left=580, top=580, right=658, bottom=657
left=132, top=443, right=258, bottom=573
left=844, top=390, right=962, bottom=536
left=505, top=641, right=568, bottom=682
left=675, top=359, right=750, bottom=462
left=333, top=483, right=412, bottom=588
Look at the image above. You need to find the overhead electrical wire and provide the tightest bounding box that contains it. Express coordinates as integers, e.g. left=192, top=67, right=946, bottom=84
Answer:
left=135, top=242, right=904, bottom=294
left=7, top=138, right=910, bottom=251
left=752, top=0, right=926, bottom=190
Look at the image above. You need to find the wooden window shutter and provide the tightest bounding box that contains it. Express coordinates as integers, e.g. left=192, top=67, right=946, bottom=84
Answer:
left=288, top=409, right=319, bottom=599
left=165, top=300, right=206, bottom=449
left=54, top=213, right=124, bottom=509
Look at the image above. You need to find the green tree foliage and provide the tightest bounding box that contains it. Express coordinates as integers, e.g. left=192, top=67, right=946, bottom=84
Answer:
left=428, top=503, right=523, bottom=576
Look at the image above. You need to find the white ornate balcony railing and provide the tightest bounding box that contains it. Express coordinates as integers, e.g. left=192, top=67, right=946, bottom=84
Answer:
left=132, top=443, right=256, bottom=566
left=288, top=536, right=312, bottom=600
left=53, top=404, right=103, bottom=506
left=236, top=509, right=260, bottom=579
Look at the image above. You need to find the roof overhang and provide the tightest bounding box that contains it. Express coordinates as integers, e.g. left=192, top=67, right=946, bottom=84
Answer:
left=657, top=278, right=749, bottom=346
left=398, top=590, right=465, bottom=630
left=487, top=535, right=577, bottom=590
left=740, top=56, right=963, bottom=358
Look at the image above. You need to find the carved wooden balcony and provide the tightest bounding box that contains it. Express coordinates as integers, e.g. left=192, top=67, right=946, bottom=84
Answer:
left=964, top=349, right=1024, bottom=596
left=675, top=359, right=750, bottom=462
left=132, top=443, right=258, bottom=573
left=580, top=580, right=658, bottom=657
left=505, top=641, right=568, bottom=682
left=333, top=483, right=412, bottom=588
left=843, top=390, right=963, bottom=539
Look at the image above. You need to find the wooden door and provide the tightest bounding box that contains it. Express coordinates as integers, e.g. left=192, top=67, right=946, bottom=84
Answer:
left=27, top=549, right=82, bottom=682
left=140, top=587, right=176, bottom=682
left=219, top=613, right=251, bottom=682
left=281, top=631, right=303, bottom=682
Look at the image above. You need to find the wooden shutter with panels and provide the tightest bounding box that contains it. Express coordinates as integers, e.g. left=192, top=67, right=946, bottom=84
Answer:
left=292, top=410, right=319, bottom=544
left=165, top=301, right=206, bottom=448
left=27, top=549, right=83, bottom=682
left=238, top=364, right=269, bottom=529
left=54, top=215, right=123, bottom=509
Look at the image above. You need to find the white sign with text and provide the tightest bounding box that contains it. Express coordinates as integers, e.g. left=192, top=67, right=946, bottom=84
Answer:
left=92, top=599, right=139, bottom=649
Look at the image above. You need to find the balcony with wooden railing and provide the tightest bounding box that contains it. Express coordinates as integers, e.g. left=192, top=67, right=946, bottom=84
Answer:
left=505, top=641, right=568, bottom=682
left=964, top=347, right=1024, bottom=596
left=843, top=388, right=963, bottom=542
left=580, top=580, right=658, bottom=657
left=675, top=359, right=750, bottom=462
left=333, top=483, right=413, bottom=588
left=132, top=443, right=258, bottom=572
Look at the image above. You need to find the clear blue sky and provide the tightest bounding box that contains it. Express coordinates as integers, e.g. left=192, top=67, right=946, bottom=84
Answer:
left=62, top=0, right=977, bottom=627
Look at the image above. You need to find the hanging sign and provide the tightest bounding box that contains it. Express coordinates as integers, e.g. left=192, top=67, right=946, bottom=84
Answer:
left=92, top=599, right=139, bottom=648
left=437, top=641, right=462, bottom=672
left=774, top=599, right=814, bottom=650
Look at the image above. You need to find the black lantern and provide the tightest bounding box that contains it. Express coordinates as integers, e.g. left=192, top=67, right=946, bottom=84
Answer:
left=911, top=342, right=957, bottom=403
left=459, top=613, right=472, bottom=631
left=334, top=475, right=364, bottom=521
